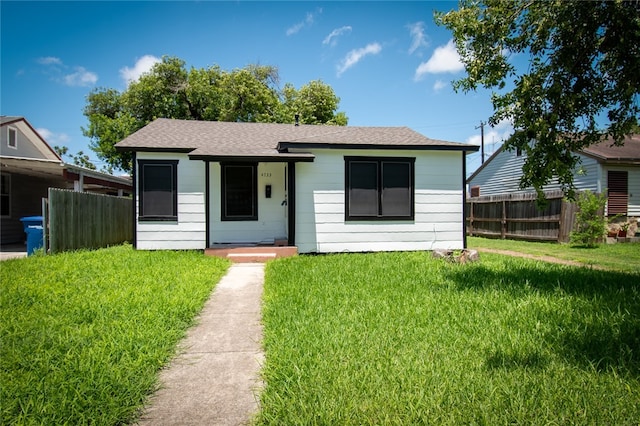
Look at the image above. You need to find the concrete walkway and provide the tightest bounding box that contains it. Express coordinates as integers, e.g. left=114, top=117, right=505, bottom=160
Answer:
left=136, top=263, right=265, bottom=426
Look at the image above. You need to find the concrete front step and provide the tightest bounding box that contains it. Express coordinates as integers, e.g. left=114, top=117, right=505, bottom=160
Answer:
left=205, top=246, right=298, bottom=263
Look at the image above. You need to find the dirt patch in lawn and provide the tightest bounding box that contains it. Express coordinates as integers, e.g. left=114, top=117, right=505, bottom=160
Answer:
left=475, top=248, right=607, bottom=270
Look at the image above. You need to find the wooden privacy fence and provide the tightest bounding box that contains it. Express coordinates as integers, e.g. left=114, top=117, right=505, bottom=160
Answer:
left=466, top=190, right=578, bottom=242
left=45, top=188, right=132, bottom=253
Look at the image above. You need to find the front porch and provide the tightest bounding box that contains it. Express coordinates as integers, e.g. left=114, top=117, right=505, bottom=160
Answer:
left=205, top=244, right=298, bottom=263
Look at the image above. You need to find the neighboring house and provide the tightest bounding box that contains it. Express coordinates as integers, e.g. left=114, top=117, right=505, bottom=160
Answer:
left=115, top=118, right=478, bottom=253
left=1, top=116, right=132, bottom=245
left=467, top=134, right=640, bottom=217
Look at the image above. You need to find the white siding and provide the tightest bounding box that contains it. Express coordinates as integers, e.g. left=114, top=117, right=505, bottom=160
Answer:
left=469, top=148, right=601, bottom=195
left=135, top=153, right=206, bottom=250
left=294, top=149, right=465, bottom=253
left=209, top=162, right=287, bottom=244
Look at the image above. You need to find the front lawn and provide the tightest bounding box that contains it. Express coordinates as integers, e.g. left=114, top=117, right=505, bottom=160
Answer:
left=0, top=245, right=229, bottom=425
left=258, top=252, right=640, bottom=425
left=468, top=236, right=640, bottom=273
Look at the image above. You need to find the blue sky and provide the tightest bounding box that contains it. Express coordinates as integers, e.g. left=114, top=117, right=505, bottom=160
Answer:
left=1, top=1, right=514, bottom=175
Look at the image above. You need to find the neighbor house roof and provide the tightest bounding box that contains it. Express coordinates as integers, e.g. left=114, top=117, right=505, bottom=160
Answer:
left=115, top=118, right=478, bottom=161
left=580, top=134, right=640, bottom=164
left=1, top=116, right=132, bottom=192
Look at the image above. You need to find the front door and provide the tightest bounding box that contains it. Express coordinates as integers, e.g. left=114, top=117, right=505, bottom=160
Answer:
left=211, top=162, right=287, bottom=244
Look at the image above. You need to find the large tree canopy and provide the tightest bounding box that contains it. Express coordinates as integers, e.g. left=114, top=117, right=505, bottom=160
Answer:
left=436, top=0, right=640, bottom=199
left=83, top=56, right=348, bottom=173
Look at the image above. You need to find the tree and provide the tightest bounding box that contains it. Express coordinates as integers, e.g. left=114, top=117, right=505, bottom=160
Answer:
left=436, top=0, right=640, bottom=200
left=54, top=145, right=97, bottom=170
left=83, top=56, right=348, bottom=173
left=570, top=190, right=607, bottom=247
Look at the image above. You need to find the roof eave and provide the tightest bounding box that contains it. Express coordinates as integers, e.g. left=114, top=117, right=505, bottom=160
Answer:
left=188, top=153, right=315, bottom=163
left=278, top=142, right=479, bottom=152
left=115, top=146, right=194, bottom=153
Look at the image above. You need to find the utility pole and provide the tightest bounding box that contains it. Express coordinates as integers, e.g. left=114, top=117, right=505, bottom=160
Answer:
left=476, top=121, right=485, bottom=164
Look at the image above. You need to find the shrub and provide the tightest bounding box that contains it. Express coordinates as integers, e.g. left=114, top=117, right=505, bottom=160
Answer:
left=570, top=190, right=607, bottom=247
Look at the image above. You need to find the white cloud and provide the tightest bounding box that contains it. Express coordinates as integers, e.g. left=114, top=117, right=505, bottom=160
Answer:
left=286, top=22, right=305, bottom=36
left=63, top=67, right=98, bottom=87
left=336, top=42, right=382, bottom=77
left=37, top=56, right=63, bottom=65
left=36, top=128, right=70, bottom=145
left=286, top=8, right=322, bottom=36
left=414, top=39, right=464, bottom=80
left=433, top=80, right=447, bottom=92
left=36, top=57, right=98, bottom=87
left=407, top=22, right=428, bottom=55
left=120, top=55, right=161, bottom=85
left=465, top=119, right=514, bottom=148
left=323, top=26, right=352, bottom=47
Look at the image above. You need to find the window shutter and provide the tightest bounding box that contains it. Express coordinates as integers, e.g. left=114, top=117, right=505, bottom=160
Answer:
left=607, top=171, right=628, bottom=216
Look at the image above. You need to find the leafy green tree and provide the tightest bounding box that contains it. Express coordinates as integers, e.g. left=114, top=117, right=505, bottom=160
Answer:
left=570, top=190, right=607, bottom=247
left=54, top=145, right=96, bottom=170
left=83, top=56, right=348, bottom=173
left=280, top=80, right=348, bottom=125
left=436, top=0, right=640, bottom=200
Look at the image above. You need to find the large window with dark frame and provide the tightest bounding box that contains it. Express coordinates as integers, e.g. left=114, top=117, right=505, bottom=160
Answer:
left=138, top=160, right=178, bottom=221
left=345, top=156, right=415, bottom=221
left=221, top=163, right=258, bottom=221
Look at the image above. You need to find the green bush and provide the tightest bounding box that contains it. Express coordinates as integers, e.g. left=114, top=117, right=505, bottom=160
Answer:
left=570, top=190, right=607, bottom=247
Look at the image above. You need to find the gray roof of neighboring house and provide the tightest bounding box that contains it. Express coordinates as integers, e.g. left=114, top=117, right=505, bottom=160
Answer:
left=581, top=134, right=640, bottom=163
left=115, top=118, right=478, bottom=160
left=0, top=116, right=23, bottom=125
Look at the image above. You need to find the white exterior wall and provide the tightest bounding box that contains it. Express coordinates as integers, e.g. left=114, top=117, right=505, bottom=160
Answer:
left=135, top=152, right=206, bottom=250
left=294, top=149, right=465, bottom=253
left=208, top=162, right=288, bottom=244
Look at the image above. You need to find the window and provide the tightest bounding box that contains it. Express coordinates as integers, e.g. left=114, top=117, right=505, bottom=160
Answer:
left=7, top=127, right=17, bottom=149
left=1, top=173, right=10, bottom=217
left=345, top=156, right=415, bottom=221
left=221, top=163, right=258, bottom=221
left=138, top=160, right=178, bottom=221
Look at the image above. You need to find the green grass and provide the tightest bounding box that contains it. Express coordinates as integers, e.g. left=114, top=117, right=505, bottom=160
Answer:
left=258, top=252, right=640, bottom=425
left=469, top=236, right=640, bottom=273
left=0, top=245, right=230, bottom=425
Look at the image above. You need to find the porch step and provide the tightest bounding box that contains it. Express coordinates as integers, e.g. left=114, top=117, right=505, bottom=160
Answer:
left=227, top=252, right=277, bottom=263
left=205, top=246, right=298, bottom=263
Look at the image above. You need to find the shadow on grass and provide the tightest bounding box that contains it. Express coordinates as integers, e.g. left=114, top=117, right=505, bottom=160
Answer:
left=444, top=260, right=640, bottom=376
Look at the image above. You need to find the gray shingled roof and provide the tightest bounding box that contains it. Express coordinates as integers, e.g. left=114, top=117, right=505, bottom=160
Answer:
left=581, top=134, right=640, bottom=163
left=115, top=118, right=477, bottom=159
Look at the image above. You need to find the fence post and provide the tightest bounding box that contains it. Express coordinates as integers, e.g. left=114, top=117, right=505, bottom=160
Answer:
left=501, top=200, right=507, bottom=239
left=468, top=200, right=474, bottom=236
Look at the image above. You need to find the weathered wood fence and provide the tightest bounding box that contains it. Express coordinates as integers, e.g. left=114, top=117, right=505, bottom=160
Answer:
left=466, top=190, right=578, bottom=242
left=45, top=188, right=132, bottom=253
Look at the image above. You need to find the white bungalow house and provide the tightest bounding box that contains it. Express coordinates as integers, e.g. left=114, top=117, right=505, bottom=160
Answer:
left=467, top=134, right=640, bottom=217
left=1, top=116, right=132, bottom=245
left=114, top=118, right=478, bottom=253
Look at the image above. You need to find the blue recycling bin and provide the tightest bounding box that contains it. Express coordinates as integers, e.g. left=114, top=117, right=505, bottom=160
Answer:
left=20, top=216, right=44, bottom=256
